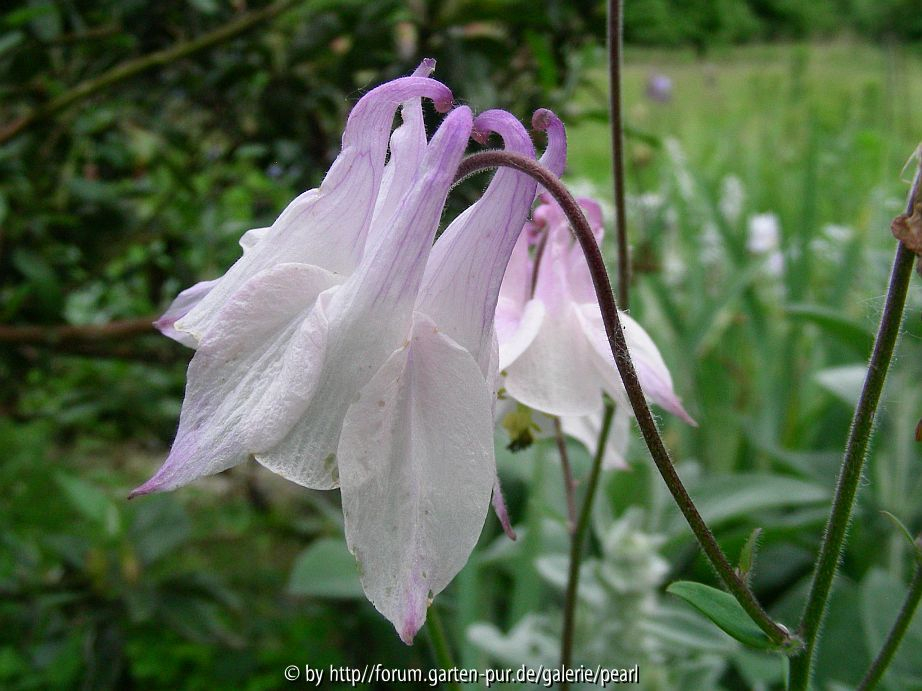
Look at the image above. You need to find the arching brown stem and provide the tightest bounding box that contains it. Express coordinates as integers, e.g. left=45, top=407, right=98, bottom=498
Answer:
left=454, top=151, right=796, bottom=653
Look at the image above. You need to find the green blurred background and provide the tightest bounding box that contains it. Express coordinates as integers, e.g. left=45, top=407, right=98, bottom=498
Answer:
left=2, top=1, right=921, bottom=689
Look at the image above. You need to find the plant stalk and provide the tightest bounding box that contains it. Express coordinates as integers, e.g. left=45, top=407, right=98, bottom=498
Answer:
left=789, top=161, right=921, bottom=690
left=425, top=605, right=463, bottom=691
left=553, top=417, right=578, bottom=533
left=560, top=403, right=614, bottom=685
left=608, top=0, right=630, bottom=307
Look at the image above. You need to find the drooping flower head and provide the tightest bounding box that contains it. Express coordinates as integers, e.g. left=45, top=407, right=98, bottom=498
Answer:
left=495, top=191, right=696, bottom=468
left=136, top=61, right=569, bottom=644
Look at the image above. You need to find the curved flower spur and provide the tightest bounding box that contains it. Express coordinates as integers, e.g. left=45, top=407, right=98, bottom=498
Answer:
left=133, top=61, right=566, bottom=643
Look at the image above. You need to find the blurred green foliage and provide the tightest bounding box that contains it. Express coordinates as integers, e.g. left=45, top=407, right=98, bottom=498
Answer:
left=2, top=0, right=922, bottom=689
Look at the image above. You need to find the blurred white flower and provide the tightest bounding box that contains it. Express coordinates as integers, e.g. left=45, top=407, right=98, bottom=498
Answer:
left=719, top=175, right=745, bottom=224
left=747, top=212, right=781, bottom=254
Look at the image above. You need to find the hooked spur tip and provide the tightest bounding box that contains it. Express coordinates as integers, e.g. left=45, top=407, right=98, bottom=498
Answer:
left=433, top=94, right=454, bottom=114
left=471, top=129, right=489, bottom=146
left=532, top=108, right=557, bottom=131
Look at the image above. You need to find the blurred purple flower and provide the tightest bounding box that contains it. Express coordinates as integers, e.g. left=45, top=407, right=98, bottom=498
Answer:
left=646, top=73, right=673, bottom=103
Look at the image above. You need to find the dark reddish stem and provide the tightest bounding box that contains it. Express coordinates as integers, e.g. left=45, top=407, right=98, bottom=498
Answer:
left=454, top=151, right=795, bottom=651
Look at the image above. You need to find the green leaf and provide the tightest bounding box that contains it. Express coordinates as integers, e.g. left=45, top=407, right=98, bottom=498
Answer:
left=879, top=511, right=920, bottom=560
left=287, top=538, right=363, bottom=599
left=785, top=303, right=874, bottom=355
left=860, top=568, right=922, bottom=686
left=815, top=364, right=867, bottom=407
left=665, top=473, right=829, bottom=538
left=667, top=581, right=774, bottom=650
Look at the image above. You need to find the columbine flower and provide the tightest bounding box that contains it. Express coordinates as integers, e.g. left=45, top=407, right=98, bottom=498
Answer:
left=495, top=193, right=696, bottom=463
left=136, top=61, right=565, bottom=644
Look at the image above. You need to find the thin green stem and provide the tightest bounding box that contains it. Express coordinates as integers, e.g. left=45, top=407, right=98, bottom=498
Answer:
left=790, top=161, right=921, bottom=689
left=455, top=151, right=795, bottom=651
left=560, top=403, right=615, bottom=686
left=0, top=0, right=298, bottom=145
left=553, top=417, right=578, bottom=533
left=608, top=0, right=630, bottom=307
left=425, top=605, right=463, bottom=691
left=858, top=557, right=922, bottom=691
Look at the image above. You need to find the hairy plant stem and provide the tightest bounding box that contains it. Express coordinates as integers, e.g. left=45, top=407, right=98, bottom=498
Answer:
left=789, top=162, right=921, bottom=690
left=0, top=0, right=298, bottom=145
left=455, top=151, right=795, bottom=651
left=553, top=418, right=578, bottom=533
left=608, top=0, right=630, bottom=307
left=425, top=605, right=463, bottom=691
left=857, top=556, right=922, bottom=691
left=559, top=403, right=614, bottom=685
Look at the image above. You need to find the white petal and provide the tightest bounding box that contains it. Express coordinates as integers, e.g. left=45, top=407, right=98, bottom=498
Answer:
left=256, top=107, right=474, bottom=488
left=496, top=298, right=545, bottom=371
left=238, top=226, right=271, bottom=252
left=131, top=263, right=339, bottom=496
left=338, top=315, right=495, bottom=644
left=503, top=301, right=603, bottom=416
left=577, top=304, right=695, bottom=425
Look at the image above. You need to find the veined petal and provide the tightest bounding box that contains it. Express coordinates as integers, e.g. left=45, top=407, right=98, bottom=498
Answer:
left=577, top=304, right=696, bottom=425
left=369, top=60, right=434, bottom=242
left=156, top=226, right=274, bottom=349
left=177, top=76, right=453, bottom=344
left=254, top=107, right=474, bottom=487
left=503, top=301, right=603, bottom=416
left=130, top=263, right=340, bottom=497
left=338, top=314, right=495, bottom=644
left=417, top=109, right=537, bottom=375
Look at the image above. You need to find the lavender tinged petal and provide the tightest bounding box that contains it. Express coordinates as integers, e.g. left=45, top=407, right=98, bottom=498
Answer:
left=177, top=76, right=453, bottom=344
left=503, top=301, right=604, bottom=416
left=131, top=263, right=340, bottom=497
left=491, top=477, right=517, bottom=540
left=369, top=60, right=436, bottom=244
left=154, top=279, right=219, bottom=348
left=253, top=107, right=474, bottom=487
left=418, top=109, right=537, bottom=375
left=577, top=305, right=696, bottom=425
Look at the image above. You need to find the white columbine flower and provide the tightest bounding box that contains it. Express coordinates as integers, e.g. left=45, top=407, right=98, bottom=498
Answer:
left=136, top=61, right=570, bottom=644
